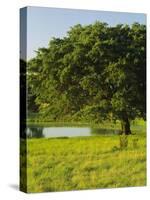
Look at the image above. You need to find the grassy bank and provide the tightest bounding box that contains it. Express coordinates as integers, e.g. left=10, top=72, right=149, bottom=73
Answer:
left=27, top=118, right=146, bottom=130
left=22, top=131, right=146, bottom=192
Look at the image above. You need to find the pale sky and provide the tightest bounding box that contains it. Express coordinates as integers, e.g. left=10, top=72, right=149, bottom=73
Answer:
left=20, top=6, right=146, bottom=60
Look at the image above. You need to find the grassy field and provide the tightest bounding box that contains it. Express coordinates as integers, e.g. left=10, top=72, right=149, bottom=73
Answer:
left=21, top=125, right=146, bottom=192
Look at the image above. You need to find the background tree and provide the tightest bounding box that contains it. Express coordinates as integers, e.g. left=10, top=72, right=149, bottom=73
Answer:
left=28, top=22, right=146, bottom=134
left=20, top=59, right=38, bottom=114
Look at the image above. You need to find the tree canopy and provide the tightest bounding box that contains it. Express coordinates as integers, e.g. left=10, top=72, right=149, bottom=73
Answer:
left=27, top=22, right=146, bottom=134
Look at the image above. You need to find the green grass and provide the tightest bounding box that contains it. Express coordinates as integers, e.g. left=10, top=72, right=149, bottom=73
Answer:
left=21, top=129, right=146, bottom=193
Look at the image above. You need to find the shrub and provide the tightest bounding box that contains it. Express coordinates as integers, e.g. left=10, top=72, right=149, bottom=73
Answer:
left=119, top=134, right=128, bottom=150
left=132, top=138, right=139, bottom=149
left=111, top=146, right=120, bottom=152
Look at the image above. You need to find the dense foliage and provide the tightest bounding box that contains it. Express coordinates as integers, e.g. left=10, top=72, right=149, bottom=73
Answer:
left=27, top=22, right=146, bottom=134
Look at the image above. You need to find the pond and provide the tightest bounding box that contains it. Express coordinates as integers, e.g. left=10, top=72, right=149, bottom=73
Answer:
left=26, top=126, right=121, bottom=138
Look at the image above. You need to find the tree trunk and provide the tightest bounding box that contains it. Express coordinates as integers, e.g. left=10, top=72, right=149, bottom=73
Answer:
left=121, top=113, right=131, bottom=135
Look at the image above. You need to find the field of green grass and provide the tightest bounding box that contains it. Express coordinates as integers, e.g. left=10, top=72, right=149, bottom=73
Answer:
left=20, top=126, right=146, bottom=193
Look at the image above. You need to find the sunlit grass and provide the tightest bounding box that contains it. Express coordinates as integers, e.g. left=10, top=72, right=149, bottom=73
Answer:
left=21, top=131, right=146, bottom=192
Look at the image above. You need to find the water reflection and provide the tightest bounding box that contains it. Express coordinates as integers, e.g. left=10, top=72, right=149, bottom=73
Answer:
left=91, top=128, right=121, bottom=135
left=27, top=127, right=44, bottom=138
left=26, top=126, right=120, bottom=138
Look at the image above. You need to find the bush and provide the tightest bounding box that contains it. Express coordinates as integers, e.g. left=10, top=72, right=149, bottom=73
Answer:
left=120, top=134, right=128, bottom=150
left=132, top=138, right=139, bottom=149
left=111, top=146, right=120, bottom=152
